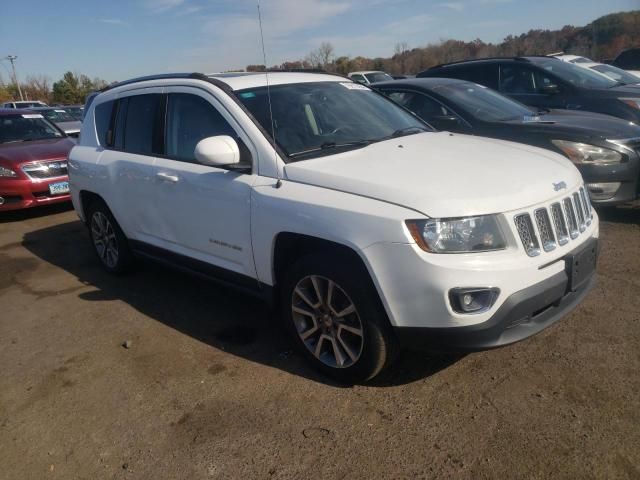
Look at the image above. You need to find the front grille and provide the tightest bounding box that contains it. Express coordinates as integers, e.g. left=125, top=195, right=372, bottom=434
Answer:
left=514, top=186, right=593, bottom=257
left=22, top=160, right=68, bottom=179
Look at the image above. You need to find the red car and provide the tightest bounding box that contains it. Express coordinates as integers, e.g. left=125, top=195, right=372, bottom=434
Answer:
left=0, top=108, right=75, bottom=211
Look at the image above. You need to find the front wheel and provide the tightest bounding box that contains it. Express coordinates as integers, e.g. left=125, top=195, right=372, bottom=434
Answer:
left=281, top=253, right=398, bottom=383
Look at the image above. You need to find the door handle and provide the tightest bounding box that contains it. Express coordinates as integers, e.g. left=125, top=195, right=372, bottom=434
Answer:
left=156, top=172, right=179, bottom=183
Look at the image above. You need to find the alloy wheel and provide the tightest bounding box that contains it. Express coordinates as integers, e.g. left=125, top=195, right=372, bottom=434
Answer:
left=91, top=211, right=119, bottom=269
left=291, top=275, right=364, bottom=368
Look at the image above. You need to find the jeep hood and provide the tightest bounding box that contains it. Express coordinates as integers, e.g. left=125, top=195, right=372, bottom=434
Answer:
left=284, top=132, right=582, bottom=218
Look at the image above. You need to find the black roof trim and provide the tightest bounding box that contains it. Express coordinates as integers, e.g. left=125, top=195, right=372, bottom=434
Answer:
left=99, top=72, right=213, bottom=92
left=427, top=55, right=563, bottom=71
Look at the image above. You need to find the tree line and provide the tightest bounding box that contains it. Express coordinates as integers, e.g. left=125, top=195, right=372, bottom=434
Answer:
left=249, top=10, right=640, bottom=75
left=0, top=71, right=108, bottom=105
left=2, top=9, right=636, bottom=105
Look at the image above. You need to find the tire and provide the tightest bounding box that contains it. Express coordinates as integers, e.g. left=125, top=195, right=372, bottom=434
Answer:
left=281, top=252, right=398, bottom=384
left=85, top=199, right=133, bottom=274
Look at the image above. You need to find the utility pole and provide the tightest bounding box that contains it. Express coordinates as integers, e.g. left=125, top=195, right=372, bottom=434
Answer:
left=6, top=55, right=24, bottom=101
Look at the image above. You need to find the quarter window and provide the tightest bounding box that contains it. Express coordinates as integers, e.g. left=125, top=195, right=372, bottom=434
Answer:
left=94, top=100, right=114, bottom=146
left=165, top=93, right=236, bottom=162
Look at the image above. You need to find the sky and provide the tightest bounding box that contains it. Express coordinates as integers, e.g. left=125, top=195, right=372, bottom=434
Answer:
left=1, top=0, right=637, bottom=83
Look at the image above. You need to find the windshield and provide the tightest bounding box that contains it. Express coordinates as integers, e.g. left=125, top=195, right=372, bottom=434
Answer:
left=365, top=72, right=394, bottom=83
left=535, top=59, right=617, bottom=89
left=0, top=114, right=63, bottom=144
left=16, top=102, right=45, bottom=108
left=40, top=109, right=76, bottom=123
left=591, top=64, right=640, bottom=84
left=63, top=106, right=84, bottom=120
left=237, top=81, right=429, bottom=160
left=433, top=82, right=534, bottom=121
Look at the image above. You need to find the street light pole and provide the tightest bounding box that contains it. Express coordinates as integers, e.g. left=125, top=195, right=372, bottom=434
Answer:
left=6, top=55, right=24, bottom=101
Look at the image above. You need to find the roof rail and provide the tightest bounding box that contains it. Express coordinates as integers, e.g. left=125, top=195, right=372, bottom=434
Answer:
left=99, top=72, right=209, bottom=92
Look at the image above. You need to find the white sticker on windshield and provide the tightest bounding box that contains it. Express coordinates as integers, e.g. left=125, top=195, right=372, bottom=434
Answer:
left=340, top=82, right=371, bottom=91
left=55, top=109, right=66, bottom=113
left=21, top=114, right=44, bottom=119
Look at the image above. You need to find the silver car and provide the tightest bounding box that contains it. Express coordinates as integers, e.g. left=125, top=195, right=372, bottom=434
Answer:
left=29, top=107, right=82, bottom=138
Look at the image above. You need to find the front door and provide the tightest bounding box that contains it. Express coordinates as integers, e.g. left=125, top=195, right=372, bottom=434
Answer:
left=499, top=64, right=569, bottom=110
left=152, top=88, right=258, bottom=281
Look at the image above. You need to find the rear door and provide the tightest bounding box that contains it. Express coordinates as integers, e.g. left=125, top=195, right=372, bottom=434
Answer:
left=98, top=89, right=165, bottom=242
left=152, top=86, right=258, bottom=281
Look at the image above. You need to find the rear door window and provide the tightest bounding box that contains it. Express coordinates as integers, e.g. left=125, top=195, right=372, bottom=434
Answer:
left=447, top=64, right=499, bottom=89
left=117, top=94, right=163, bottom=155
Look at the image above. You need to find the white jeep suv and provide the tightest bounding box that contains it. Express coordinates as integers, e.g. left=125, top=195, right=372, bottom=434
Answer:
left=69, top=72, right=598, bottom=382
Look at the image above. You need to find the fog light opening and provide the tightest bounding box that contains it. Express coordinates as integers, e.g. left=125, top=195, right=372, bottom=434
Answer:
left=586, top=182, right=621, bottom=201
left=449, top=288, right=500, bottom=314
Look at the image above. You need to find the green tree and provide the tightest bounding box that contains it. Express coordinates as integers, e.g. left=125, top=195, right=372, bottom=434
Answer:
left=52, top=71, right=108, bottom=104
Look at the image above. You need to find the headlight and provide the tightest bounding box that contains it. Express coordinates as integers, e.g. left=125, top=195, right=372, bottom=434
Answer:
left=0, top=166, right=17, bottom=177
left=551, top=140, right=622, bottom=165
left=619, top=98, right=640, bottom=110
left=406, top=215, right=506, bottom=253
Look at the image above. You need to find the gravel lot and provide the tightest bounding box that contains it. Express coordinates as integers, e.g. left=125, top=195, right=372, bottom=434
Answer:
left=0, top=203, right=639, bottom=479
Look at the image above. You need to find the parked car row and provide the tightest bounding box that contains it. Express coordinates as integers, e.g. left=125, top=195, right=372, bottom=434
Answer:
left=393, top=55, right=640, bottom=205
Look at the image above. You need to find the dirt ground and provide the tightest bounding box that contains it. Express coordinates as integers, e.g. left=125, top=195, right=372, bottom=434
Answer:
left=0, top=203, right=639, bottom=480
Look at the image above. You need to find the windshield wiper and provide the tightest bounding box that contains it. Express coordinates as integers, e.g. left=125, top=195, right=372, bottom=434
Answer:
left=288, top=140, right=371, bottom=159
left=1, top=139, right=25, bottom=144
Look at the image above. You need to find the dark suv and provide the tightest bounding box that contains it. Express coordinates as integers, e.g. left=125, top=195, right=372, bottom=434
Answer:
left=610, top=48, right=640, bottom=72
left=417, top=56, right=640, bottom=123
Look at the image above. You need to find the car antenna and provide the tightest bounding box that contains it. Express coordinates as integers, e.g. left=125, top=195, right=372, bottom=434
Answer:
left=257, top=2, right=282, bottom=189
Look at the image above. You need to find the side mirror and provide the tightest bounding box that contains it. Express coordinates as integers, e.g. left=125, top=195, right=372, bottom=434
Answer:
left=540, top=84, right=559, bottom=95
left=194, top=135, right=240, bottom=167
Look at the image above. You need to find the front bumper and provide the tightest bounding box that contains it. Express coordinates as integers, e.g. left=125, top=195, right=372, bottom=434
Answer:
left=394, top=267, right=595, bottom=351
left=578, top=153, right=640, bottom=205
left=0, top=176, right=71, bottom=212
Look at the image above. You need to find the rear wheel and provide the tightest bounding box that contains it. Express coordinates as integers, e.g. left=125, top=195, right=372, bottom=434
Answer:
left=86, top=199, right=133, bottom=274
left=282, top=253, right=397, bottom=383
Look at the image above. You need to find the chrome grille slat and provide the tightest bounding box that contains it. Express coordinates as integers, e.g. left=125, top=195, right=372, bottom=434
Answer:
left=563, top=197, right=579, bottom=239
left=579, top=187, right=591, bottom=225
left=21, top=160, right=68, bottom=179
left=573, top=192, right=586, bottom=232
left=514, top=213, right=541, bottom=257
left=534, top=208, right=556, bottom=252
left=550, top=203, right=569, bottom=246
